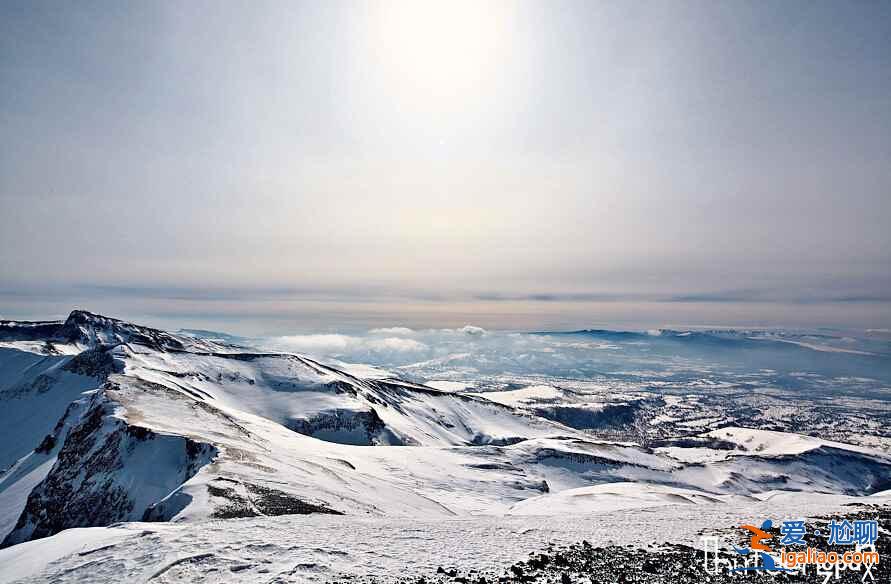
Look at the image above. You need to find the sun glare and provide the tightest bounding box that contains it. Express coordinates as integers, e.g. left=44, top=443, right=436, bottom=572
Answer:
left=367, top=0, right=514, bottom=107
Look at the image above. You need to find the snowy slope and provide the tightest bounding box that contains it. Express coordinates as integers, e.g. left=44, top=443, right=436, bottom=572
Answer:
left=1, top=492, right=886, bottom=584
left=0, top=347, right=101, bottom=470
left=701, top=427, right=882, bottom=457
left=1, top=310, right=890, bottom=553
left=506, top=482, right=727, bottom=515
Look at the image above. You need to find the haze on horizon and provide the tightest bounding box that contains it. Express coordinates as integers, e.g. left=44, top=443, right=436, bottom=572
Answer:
left=2, top=1, right=890, bottom=334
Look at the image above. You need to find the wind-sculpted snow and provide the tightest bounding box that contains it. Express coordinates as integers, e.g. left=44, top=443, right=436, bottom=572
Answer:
left=1, top=493, right=888, bottom=584
left=0, top=310, right=890, bottom=558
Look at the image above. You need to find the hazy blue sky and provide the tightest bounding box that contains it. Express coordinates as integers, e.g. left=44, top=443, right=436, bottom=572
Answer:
left=2, top=1, right=890, bottom=333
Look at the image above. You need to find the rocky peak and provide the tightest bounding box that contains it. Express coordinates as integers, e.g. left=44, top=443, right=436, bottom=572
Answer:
left=58, top=309, right=186, bottom=352
left=63, top=309, right=119, bottom=327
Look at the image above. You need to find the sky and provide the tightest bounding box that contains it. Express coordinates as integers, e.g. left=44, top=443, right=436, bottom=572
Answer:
left=1, top=1, right=890, bottom=334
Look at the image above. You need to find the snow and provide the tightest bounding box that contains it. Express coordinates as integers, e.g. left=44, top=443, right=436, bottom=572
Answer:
left=425, top=380, right=474, bottom=392
left=755, top=337, right=878, bottom=356
left=704, top=427, right=887, bottom=458
left=3, top=324, right=889, bottom=543
left=654, top=446, right=732, bottom=464
left=0, top=456, right=54, bottom=539
left=1, top=311, right=890, bottom=582
left=0, top=347, right=101, bottom=469
left=470, top=385, right=563, bottom=406
left=0, top=525, right=133, bottom=584
left=0, top=492, right=877, bottom=584
left=328, top=361, right=393, bottom=380
left=507, top=482, right=725, bottom=515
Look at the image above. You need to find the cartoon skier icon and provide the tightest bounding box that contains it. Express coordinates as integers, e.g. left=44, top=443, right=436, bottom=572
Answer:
left=734, top=519, right=774, bottom=554
left=731, top=520, right=792, bottom=573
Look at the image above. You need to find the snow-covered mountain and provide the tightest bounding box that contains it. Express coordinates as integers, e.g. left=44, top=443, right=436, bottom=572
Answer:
left=1, top=311, right=890, bottom=553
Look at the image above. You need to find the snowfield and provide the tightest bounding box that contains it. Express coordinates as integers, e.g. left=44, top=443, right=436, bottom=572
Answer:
left=1, top=492, right=887, bottom=583
left=0, top=311, right=889, bottom=582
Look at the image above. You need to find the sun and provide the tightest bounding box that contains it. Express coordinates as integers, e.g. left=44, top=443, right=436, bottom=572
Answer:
left=364, top=0, right=515, bottom=107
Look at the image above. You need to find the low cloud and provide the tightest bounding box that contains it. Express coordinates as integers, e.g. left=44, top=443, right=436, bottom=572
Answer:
left=266, top=331, right=432, bottom=363
left=457, top=325, right=486, bottom=336
left=369, top=326, right=416, bottom=336
left=367, top=337, right=428, bottom=352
